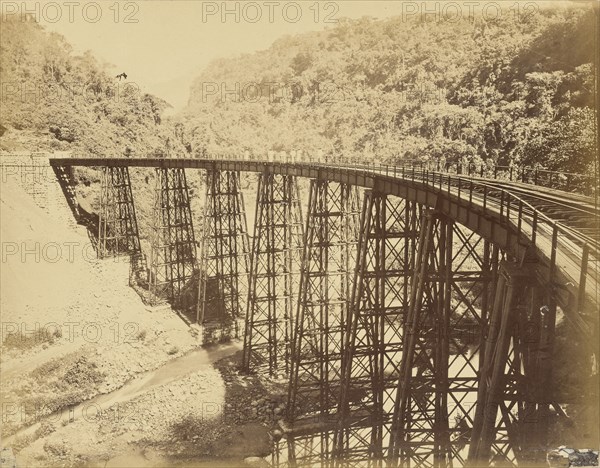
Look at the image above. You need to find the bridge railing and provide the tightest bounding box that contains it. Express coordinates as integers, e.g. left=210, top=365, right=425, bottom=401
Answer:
left=202, top=155, right=597, bottom=307
left=309, top=159, right=597, bottom=319
left=47, top=152, right=597, bottom=314
left=190, top=151, right=596, bottom=196
left=42, top=149, right=596, bottom=195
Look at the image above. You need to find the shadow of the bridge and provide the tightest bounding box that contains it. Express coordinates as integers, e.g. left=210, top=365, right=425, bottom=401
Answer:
left=44, top=156, right=598, bottom=468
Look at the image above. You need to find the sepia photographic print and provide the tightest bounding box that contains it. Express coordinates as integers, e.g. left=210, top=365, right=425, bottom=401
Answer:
left=0, top=1, right=599, bottom=467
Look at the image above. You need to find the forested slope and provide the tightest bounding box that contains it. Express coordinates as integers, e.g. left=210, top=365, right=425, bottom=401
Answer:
left=1, top=6, right=595, bottom=175
left=182, top=6, right=596, bottom=174
left=0, top=16, right=185, bottom=157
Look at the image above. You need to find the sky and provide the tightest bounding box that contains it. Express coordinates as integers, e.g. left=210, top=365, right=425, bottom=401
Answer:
left=26, top=1, right=406, bottom=111
left=21, top=0, right=580, bottom=112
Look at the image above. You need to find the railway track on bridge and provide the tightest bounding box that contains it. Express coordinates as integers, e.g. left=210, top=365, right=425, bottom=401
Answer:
left=359, top=162, right=599, bottom=316
left=363, top=162, right=599, bottom=247
left=47, top=156, right=599, bottom=319
left=476, top=179, right=599, bottom=245
left=40, top=155, right=600, bottom=466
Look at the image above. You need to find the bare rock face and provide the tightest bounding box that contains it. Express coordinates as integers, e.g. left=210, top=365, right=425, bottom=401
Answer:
left=547, top=447, right=599, bottom=467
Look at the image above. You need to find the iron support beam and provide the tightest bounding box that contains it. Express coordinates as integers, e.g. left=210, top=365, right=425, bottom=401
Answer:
left=242, top=173, right=304, bottom=376
left=98, top=166, right=141, bottom=259
left=197, top=170, right=250, bottom=341
left=148, top=168, right=197, bottom=307
left=288, top=180, right=360, bottom=422
left=335, top=191, right=420, bottom=466
left=388, top=211, right=496, bottom=468
left=467, top=261, right=554, bottom=467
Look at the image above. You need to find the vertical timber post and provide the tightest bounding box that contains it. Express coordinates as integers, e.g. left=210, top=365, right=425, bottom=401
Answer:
left=242, top=173, right=304, bottom=376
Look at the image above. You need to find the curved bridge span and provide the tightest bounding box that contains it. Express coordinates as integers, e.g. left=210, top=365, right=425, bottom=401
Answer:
left=49, top=157, right=598, bottom=467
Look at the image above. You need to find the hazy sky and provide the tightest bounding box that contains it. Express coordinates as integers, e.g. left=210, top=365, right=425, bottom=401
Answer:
left=27, top=1, right=406, bottom=110
left=25, top=0, right=577, bottom=111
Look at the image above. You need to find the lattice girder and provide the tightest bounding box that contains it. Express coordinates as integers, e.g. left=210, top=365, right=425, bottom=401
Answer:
left=197, top=170, right=250, bottom=339
left=52, top=165, right=80, bottom=220
left=335, top=192, right=421, bottom=465
left=288, top=180, right=360, bottom=421
left=98, top=166, right=141, bottom=259
left=148, top=168, right=197, bottom=306
left=243, top=173, right=304, bottom=376
left=388, top=211, right=496, bottom=468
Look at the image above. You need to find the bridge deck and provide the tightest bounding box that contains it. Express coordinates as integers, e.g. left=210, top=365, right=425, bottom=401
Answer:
left=48, top=157, right=599, bottom=321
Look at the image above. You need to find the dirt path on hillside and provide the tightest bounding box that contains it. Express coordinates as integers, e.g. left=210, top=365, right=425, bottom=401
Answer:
left=12, top=347, right=278, bottom=468
left=4, top=343, right=241, bottom=445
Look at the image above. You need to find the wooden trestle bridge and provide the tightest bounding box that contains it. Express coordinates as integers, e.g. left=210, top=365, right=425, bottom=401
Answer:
left=48, top=156, right=598, bottom=467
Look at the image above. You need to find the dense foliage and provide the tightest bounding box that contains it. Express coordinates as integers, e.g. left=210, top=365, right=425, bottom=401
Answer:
left=1, top=6, right=596, bottom=176
left=0, top=16, right=185, bottom=157
left=182, top=5, right=596, bottom=173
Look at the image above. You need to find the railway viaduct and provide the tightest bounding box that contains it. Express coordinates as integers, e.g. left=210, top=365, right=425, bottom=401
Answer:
left=45, top=155, right=598, bottom=467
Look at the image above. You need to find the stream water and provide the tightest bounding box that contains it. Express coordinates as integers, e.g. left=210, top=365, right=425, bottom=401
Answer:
left=6, top=337, right=484, bottom=467
left=5, top=342, right=241, bottom=448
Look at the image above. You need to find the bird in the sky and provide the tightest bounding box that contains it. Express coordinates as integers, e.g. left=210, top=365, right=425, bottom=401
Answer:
left=116, top=72, right=128, bottom=80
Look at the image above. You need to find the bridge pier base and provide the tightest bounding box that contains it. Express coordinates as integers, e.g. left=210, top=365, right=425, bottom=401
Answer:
left=287, top=180, right=360, bottom=422
left=242, top=173, right=303, bottom=376
left=273, top=426, right=337, bottom=468
left=197, top=170, right=250, bottom=341
left=98, top=166, right=141, bottom=259
left=148, top=168, right=197, bottom=307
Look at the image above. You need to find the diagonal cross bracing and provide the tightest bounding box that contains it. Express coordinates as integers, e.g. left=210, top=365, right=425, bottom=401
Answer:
left=52, top=165, right=80, bottom=221
left=274, top=428, right=337, bottom=468
left=242, top=173, right=304, bottom=376
left=98, top=166, right=141, bottom=259
left=272, top=424, right=381, bottom=468
left=467, top=261, right=555, bottom=468
left=335, top=191, right=421, bottom=466
left=388, top=210, right=496, bottom=468
left=197, top=170, right=251, bottom=339
left=148, top=168, right=197, bottom=306
left=288, top=180, right=361, bottom=422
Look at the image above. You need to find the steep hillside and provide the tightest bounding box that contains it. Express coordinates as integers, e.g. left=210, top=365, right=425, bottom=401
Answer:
left=0, top=176, right=210, bottom=463
left=0, top=16, right=185, bottom=157
left=181, top=5, right=596, bottom=174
